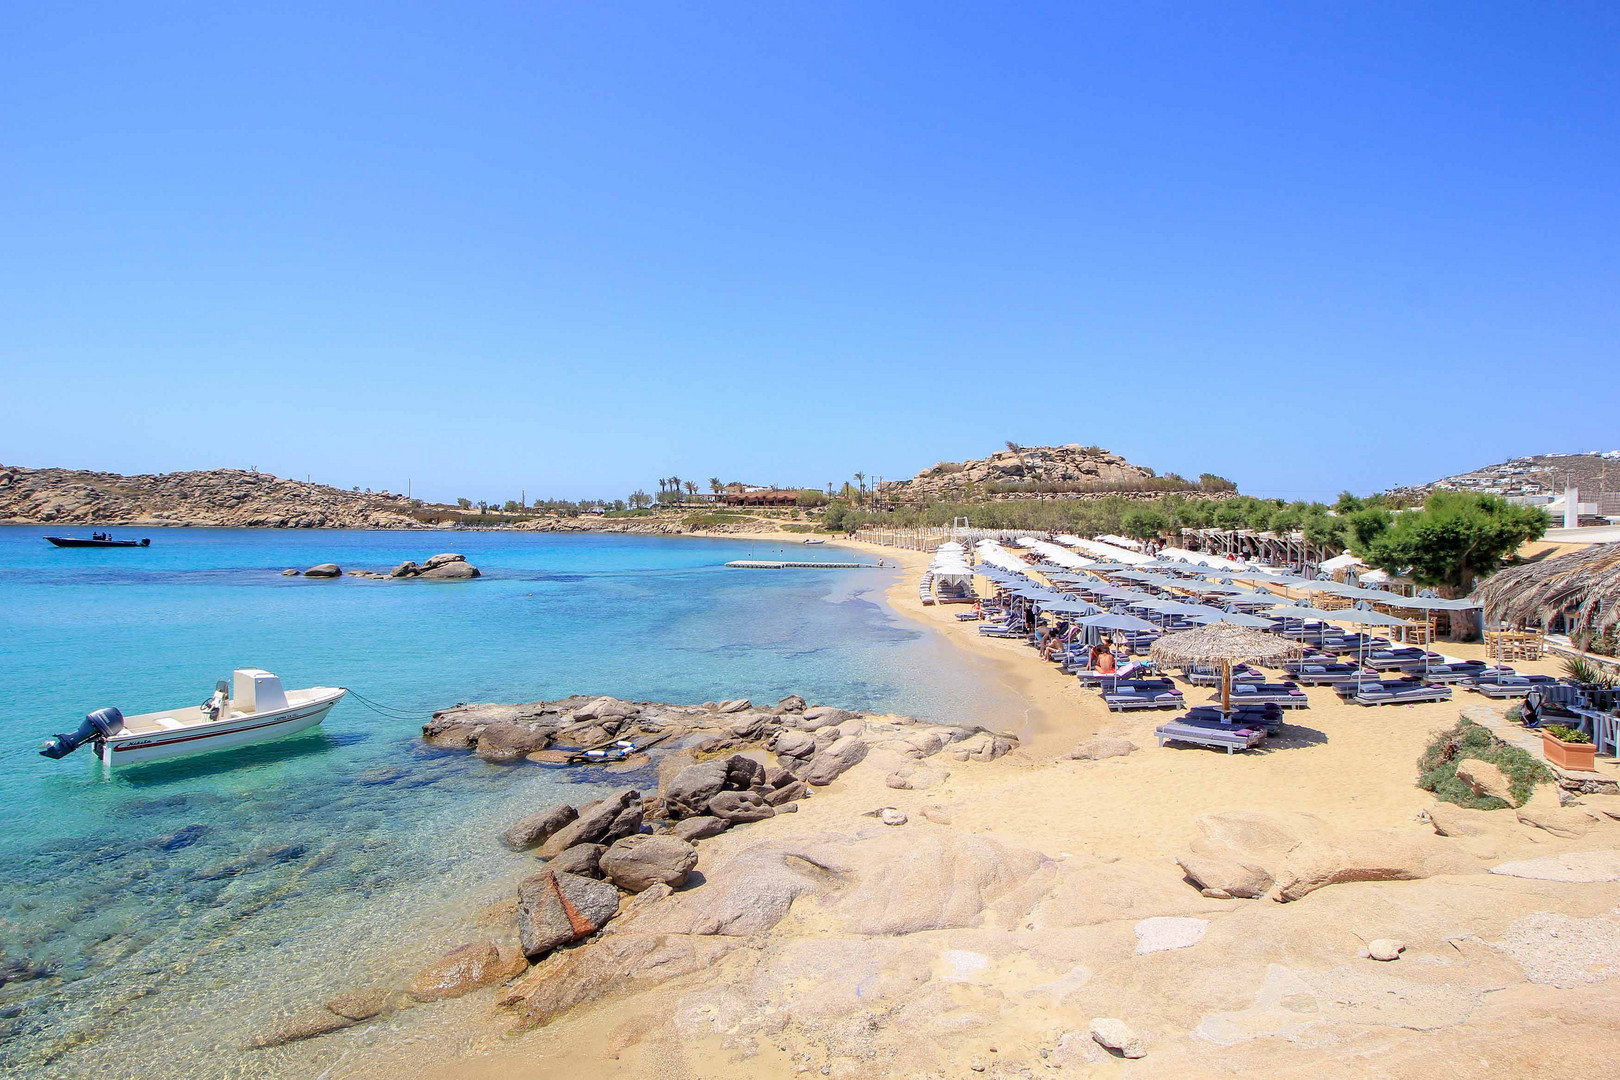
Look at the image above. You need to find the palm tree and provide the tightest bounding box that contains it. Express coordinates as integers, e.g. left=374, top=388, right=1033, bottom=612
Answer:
left=853, top=472, right=866, bottom=505
left=685, top=480, right=698, bottom=498
left=709, top=477, right=723, bottom=495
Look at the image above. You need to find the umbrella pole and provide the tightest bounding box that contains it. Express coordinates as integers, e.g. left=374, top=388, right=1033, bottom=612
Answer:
left=1222, top=659, right=1232, bottom=715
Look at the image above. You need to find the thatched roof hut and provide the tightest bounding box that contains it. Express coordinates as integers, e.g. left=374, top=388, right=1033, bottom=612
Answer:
left=1471, top=542, right=1620, bottom=640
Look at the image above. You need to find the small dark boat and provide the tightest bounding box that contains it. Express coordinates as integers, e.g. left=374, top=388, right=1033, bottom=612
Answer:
left=45, top=535, right=151, bottom=548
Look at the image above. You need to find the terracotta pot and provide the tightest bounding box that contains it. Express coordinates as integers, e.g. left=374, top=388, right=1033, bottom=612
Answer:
left=1542, top=731, right=1597, bottom=772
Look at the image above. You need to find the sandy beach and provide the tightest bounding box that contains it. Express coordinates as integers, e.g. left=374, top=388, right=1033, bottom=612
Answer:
left=246, top=539, right=1620, bottom=1080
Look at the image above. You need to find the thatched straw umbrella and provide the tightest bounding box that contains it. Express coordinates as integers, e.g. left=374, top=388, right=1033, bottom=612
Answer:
left=1151, top=621, right=1302, bottom=713
left=1471, top=542, right=1620, bottom=644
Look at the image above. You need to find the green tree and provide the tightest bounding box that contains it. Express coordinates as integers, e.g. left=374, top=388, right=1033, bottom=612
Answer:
left=1199, top=473, right=1237, bottom=492
left=1341, top=506, right=1393, bottom=552
left=709, top=477, right=723, bottom=495
left=1121, top=505, right=1169, bottom=541
left=1359, top=493, right=1548, bottom=593
left=456, top=497, right=471, bottom=509
left=629, top=490, right=652, bottom=509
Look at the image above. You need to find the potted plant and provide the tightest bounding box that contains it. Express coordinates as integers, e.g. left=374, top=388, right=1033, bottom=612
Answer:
left=1541, top=723, right=1596, bottom=772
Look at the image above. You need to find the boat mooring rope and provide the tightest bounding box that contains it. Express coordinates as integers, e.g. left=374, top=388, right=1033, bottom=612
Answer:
left=342, top=688, right=432, bottom=722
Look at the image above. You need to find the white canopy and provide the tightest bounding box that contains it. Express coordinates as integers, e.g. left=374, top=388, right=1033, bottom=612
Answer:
left=1066, top=538, right=1153, bottom=566
left=1319, top=552, right=1365, bottom=573
left=1027, top=540, right=1090, bottom=569
left=1155, top=546, right=1249, bottom=573
left=1096, top=534, right=1145, bottom=552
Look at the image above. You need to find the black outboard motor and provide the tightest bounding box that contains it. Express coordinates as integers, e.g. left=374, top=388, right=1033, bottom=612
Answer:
left=39, top=707, right=124, bottom=759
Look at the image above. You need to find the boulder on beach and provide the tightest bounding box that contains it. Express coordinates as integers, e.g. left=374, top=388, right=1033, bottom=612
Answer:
left=600, top=834, right=698, bottom=892
left=547, top=843, right=607, bottom=878
left=537, top=790, right=642, bottom=857
left=517, top=870, right=622, bottom=959
left=303, top=563, right=342, bottom=578
left=502, top=803, right=578, bottom=851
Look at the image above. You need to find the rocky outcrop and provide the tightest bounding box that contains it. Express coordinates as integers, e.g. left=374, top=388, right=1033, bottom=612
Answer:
left=303, top=563, right=342, bottom=578
left=1176, top=811, right=1467, bottom=902
left=390, top=553, right=481, bottom=580
left=0, top=464, right=425, bottom=528
left=1455, top=758, right=1517, bottom=805
left=1066, top=736, right=1137, bottom=761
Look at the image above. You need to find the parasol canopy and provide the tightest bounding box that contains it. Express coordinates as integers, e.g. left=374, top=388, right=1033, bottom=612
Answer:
left=1151, top=623, right=1300, bottom=668
left=1151, top=623, right=1302, bottom=713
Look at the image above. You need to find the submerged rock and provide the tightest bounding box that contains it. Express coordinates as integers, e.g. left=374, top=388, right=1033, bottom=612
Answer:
left=407, top=940, right=528, bottom=1002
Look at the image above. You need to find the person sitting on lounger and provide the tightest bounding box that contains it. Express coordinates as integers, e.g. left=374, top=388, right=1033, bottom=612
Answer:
left=1093, top=647, right=1117, bottom=675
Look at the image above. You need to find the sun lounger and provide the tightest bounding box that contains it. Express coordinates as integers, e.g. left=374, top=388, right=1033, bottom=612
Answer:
left=1341, top=678, right=1453, bottom=706
left=1363, top=648, right=1444, bottom=672
left=1319, top=635, right=1390, bottom=656
left=1215, top=682, right=1310, bottom=707
left=1182, top=702, right=1286, bottom=733
left=977, top=622, right=1023, bottom=638
left=1103, top=680, right=1184, bottom=711
left=1154, top=720, right=1266, bottom=754
left=1462, top=672, right=1556, bottom=698
left=1181, top=664, right=1265, bottom=687
left=1413, top=660, right=1499, bottom=684
left=1282, top=660, right=1370, bottom=685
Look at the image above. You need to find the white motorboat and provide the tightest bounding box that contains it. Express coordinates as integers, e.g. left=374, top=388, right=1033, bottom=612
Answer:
left=40, top=669, right=346, bottom=766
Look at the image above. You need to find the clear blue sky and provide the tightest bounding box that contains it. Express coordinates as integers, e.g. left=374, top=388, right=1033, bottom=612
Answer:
left=4, top=3, right=1617, bottom=504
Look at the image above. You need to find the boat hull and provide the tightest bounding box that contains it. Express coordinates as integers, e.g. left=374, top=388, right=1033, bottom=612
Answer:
left=97, top=692, right=344, bottom=765
left=45, top=536, right=150, bottom=548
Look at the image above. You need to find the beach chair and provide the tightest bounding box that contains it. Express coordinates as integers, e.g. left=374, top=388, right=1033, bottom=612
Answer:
left=1182, top=702, right=1286, bottom=733
left=1461, top=672, right=1555, bottom=698
left=1153, top=720, right=1266, bottom=754
left=977, top=621, right=1022, bottom=638
left=1319, top=634, right=1389, bottom=656
left=1363, top=648, right=1444, bottom=672
left=1413, top=660, right=1497, bottom=684
left=1282, top=660, right=1371, bottom=685
left=1215, top=681, right=1310, bottom=708
left=1103, top=680, right=1184, bottom=711
left=1344, top=678, right=1453, bottom=706
left=1181, top=663, right=1265, bottom=688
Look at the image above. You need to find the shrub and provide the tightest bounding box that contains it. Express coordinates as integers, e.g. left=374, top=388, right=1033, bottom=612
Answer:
left=1543, top=724, right=1591, bottom=744
left=1417, top=718, right=1552, bottom=810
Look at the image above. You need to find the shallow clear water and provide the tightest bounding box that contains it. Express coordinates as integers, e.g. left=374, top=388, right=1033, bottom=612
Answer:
left=0, top=526, right=1018, bottom=1077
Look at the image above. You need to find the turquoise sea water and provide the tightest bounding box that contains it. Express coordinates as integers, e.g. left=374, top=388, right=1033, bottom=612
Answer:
left=0, top=526, right=1019, bottom=1077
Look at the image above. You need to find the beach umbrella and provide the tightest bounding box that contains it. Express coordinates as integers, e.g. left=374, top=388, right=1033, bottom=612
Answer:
left=1188, top=610, right=1277, bottom=629
left=1078, top=612, right=1158, bottom=631
left=1151, top=622, right=1302, bottom=714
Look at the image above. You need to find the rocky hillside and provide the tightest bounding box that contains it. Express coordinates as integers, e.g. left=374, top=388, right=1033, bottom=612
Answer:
left=0, top=464, right=425, bottom=529
left=882, top=443, right=1177, bottom=500
left=1390, top=451, right=1620, bottom=503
